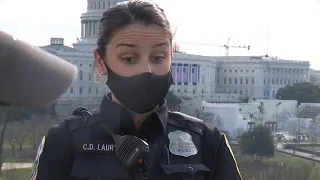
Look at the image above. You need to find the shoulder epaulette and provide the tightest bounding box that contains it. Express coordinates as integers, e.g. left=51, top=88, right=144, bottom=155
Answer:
left=64, top=106, right=96, bottom=132
left=168, top=111, right=205, bottom=135
left=168, top=111, right=203, bottom=124
left=72, top=106, right=93, bottom=117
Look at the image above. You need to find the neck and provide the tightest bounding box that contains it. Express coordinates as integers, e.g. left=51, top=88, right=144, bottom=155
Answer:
left=110, top=94, right=158, bottom=131
left=132, top=112, right=151, bottom=131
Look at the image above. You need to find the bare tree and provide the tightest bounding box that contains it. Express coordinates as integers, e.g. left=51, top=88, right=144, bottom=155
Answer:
left=5, top=126, right=18, bottom=156
left=0, top=108, right=9, bottom=174
left=310, top=75, right=319, bottom=86
left=0, top=106, right=29, bottom=174
left=177, top=97, right=191, bottom=112
left=201, top=112, right=224, bottom=129
left=234, top=127, right=245, bottom=140
left=5, top=121, right=29, bottom=155
left=25, top=115, right=56, bottom=149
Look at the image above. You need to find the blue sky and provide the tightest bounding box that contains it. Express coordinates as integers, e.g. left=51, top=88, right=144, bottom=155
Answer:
left=1, top=0, right=319, bottom=68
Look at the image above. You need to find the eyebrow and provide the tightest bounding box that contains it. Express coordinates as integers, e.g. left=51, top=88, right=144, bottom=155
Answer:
left=115, top=42, right=169, bottom=48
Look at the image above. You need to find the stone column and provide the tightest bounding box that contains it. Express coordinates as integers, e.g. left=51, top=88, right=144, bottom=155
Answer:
left=91, top=21, right=94, bottom=37
left=86, top=21, right=89, bottom=38
left=81, top=22, right=84, bottom=38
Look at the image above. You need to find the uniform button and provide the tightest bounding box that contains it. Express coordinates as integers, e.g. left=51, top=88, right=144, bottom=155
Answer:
left=187, top=166, right=194, bottom=172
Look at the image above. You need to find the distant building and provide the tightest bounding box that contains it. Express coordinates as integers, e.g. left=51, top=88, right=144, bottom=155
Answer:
left=40, top=0, right=311, bottom=116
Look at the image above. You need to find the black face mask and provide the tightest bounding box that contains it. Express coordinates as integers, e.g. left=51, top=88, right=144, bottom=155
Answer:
left=105, top=66, right=172, bottom=114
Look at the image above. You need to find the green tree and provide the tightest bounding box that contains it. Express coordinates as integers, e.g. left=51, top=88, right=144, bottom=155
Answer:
left=239, top=125, right=274, bottom=163
left=165, top=91, right=182, bottom=111
left=276, top=82, right=320, bottom=105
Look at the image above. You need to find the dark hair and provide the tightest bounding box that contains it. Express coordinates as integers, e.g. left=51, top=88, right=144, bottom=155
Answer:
left=96, top=0, right=172, bottom=57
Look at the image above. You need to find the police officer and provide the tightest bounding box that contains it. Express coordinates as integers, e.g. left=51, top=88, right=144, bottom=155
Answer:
left=30, top=0, right=241, bottom=179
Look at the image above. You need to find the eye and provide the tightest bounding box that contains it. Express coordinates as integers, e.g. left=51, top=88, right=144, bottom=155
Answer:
left=122, top=57, right=136, bottom=64
left=153, top=56, right=165, bottom=63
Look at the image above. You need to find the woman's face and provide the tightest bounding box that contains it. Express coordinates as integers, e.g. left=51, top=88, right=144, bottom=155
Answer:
left=94, top=24, right=172, bottom=77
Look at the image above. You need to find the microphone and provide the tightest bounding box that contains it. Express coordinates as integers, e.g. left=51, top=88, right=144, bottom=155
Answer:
left=100, top=122, right=149, bottom=168
left=0, top=30, right=78, bottom=107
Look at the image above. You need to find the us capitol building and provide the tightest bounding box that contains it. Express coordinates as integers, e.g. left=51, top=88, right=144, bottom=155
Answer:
left=40, top=0, right=310, bottom=116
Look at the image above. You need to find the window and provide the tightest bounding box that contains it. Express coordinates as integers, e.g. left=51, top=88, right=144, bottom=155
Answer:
left=89, top=73, right=92, bottom=81
left=224, top=78, right=226, bottom=84
left=79, top=71, right=83, bottom=80
left=235, top=79, right=237, bottom=84
left=193, top=89, right=196, bottom=93
left=96, top=87, right=99, bottom=93
left=229, top=78, right=231, bottom=84
left=184, top=89, right=187, bottom=93
left=246, top=79, right=248, bottom=84
left=79, top=87, right=83, bottom=94
left=70, top=87, right=73, bottom=93
left=201, top=89, right=204, bottom=93
left=252, top=78, right=254, bottom=84
left=89, top=87, right=91, bottom=94
left=240, top=78, right=243, bottom=84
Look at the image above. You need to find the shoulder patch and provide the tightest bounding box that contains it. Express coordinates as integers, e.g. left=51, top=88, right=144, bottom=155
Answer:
left=30, top=136, right=46, bottom=180
left=168, top=130, right=198, bottom=157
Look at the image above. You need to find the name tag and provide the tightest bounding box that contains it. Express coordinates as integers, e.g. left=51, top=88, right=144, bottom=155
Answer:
left=82, top=143, right=115, bottom=152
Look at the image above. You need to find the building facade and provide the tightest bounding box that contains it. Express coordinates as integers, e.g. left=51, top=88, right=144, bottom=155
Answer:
left=310, top=69, right=320, bottom=86
left=39, top=0, right=311, bottom=115
left=215, top=56, right=310, bottom=99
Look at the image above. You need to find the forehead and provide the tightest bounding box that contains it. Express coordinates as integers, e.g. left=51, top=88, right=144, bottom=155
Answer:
left=109, top=24, right=171, bottom=46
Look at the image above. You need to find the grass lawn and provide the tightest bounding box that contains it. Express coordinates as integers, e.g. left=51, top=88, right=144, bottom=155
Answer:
left=0, top=168, right=31, bottom=180
left=231, top=146, right=320, bottom=179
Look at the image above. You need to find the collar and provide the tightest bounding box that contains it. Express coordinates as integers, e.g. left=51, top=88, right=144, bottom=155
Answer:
left=99, top=96, right=168, bottom=135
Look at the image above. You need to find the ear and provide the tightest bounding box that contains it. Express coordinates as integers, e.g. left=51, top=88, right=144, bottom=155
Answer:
left=93, top=49, right=108, bottom=75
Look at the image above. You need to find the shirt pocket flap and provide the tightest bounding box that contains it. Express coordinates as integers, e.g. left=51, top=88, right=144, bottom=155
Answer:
left=71, top=161, right=128, bottom=179
left=159, top=163, right=211, bottom=175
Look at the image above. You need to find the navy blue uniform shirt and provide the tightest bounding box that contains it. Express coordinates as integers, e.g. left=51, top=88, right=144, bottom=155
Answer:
left=30, top=97, right=241, bottom=180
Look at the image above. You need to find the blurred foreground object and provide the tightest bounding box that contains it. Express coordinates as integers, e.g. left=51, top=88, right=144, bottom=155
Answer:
left=0, top=30, right=77, bottom=107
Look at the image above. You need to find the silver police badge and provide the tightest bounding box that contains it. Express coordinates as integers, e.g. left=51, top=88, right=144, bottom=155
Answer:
left=168, top=130, right=198, bottom=157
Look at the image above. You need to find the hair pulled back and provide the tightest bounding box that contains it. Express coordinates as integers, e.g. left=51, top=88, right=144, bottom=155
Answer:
left=96, top=0, right=172, bottom=57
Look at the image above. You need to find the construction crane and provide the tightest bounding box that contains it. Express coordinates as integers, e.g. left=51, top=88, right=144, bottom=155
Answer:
left=174, top=37, right=250, bottom=56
